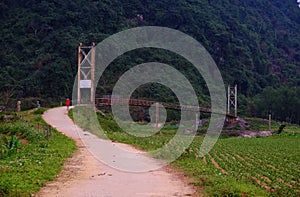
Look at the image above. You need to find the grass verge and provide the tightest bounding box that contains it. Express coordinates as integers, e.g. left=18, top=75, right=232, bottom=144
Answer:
left=0, top=108, right=76, bottom=196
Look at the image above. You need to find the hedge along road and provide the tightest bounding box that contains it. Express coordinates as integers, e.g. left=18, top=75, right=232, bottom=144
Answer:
left=36, top=107, right=195, bottom=197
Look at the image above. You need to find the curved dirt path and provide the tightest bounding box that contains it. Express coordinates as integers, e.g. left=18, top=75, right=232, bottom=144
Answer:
left=36, top=107, right=195, bottom=197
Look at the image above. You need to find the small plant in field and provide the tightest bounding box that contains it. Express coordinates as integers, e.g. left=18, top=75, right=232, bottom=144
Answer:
left=1, top=135, right=19, bottom=158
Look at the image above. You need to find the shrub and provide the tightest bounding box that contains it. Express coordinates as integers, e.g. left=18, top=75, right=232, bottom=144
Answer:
left=33, top=108, right=48, bottom=115
left=277, top=124, right=286, bottom=134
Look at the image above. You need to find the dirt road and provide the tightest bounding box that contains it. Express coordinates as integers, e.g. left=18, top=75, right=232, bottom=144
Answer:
left=36, top=107, right=195, bottom=197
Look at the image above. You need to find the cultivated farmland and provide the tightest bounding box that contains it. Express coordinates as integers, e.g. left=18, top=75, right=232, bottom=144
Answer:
left=184, top=135, right=300, bottom=196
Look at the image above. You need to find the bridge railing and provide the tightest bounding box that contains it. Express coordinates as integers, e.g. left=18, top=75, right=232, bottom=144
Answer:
left=95, top=98, right=237, bottom=123
left=95, top=97, right=236, bottom=119
left=95, top=98, right=212, bottom=113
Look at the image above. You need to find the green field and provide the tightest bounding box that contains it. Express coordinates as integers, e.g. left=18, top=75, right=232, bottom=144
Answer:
left=181, top=135, right=300, bottom=196
left=71, top=108, right=300, bottom=196
left=0, top=109, right=76, bottom=196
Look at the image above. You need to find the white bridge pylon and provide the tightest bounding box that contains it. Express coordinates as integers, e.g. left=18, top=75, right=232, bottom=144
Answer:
left=77, top=43, right=95, bottom=104
left=227, top=84, right=237, bottom=117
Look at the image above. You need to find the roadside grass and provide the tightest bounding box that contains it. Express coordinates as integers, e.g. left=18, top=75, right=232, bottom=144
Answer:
left=244, top=117, right=300, bottom=133
left=70, top=108, right=300, bottom=196
left=0, top=109, right=76, bottom=196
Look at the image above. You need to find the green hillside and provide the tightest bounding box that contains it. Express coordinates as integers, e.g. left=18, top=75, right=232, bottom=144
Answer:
left=0, top=0, right=299, bottom=123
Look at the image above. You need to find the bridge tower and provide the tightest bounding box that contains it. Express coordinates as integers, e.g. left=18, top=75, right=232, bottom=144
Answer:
left=77, top=43, right=95, bottom=105
left=227, top=84, right=237, bottom=117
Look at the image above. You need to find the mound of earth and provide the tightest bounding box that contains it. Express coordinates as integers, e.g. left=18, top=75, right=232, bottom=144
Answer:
left=222, top=130, right=274, bottom=138
left=224, top=117, right=249, bottom=130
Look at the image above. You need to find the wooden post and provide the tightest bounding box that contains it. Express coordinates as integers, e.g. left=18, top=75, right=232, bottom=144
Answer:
left=268, top=114, right=271, bottom=130
left=48, top=125, right=52, bottom=138
left=77, top=43, right=82, bottom=105
left=155, top=102, right=159, bottom=135
left=17, top=100, right=21, bottom=112
left=227, top=85, right=230, bottom=114
left=195, top=112, right=199, bottom=131
left=91, top=42, right=95, bottom=104
left=234, top=84, right=238, bottom=117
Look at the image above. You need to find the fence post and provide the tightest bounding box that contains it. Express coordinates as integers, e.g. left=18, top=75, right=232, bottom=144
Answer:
left=49, top=125, right=52, bottom=138
left=268, top=114, right=271, bottom=130
left=17, top=100, right=21, bottom=112
left=195, top=112, right=199, bottom=131
left=155, top=102, right=160, bottom=135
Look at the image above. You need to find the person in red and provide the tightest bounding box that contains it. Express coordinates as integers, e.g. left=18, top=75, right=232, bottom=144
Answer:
left=66, top=98, right=71, bottom=111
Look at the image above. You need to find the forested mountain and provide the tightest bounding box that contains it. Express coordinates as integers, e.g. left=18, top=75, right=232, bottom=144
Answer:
left=0, top=0, right=299, bottom=123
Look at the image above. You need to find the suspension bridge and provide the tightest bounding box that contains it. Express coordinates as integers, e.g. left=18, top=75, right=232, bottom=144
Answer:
left=77, top=43, right=238, bottom=124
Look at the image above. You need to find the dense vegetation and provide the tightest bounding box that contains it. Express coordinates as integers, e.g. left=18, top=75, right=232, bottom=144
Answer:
left=71, top=109, right=300, bottom=196
left=0, top=109, right=76, bottom=196
left=1, top=0, right=299, bottom=123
